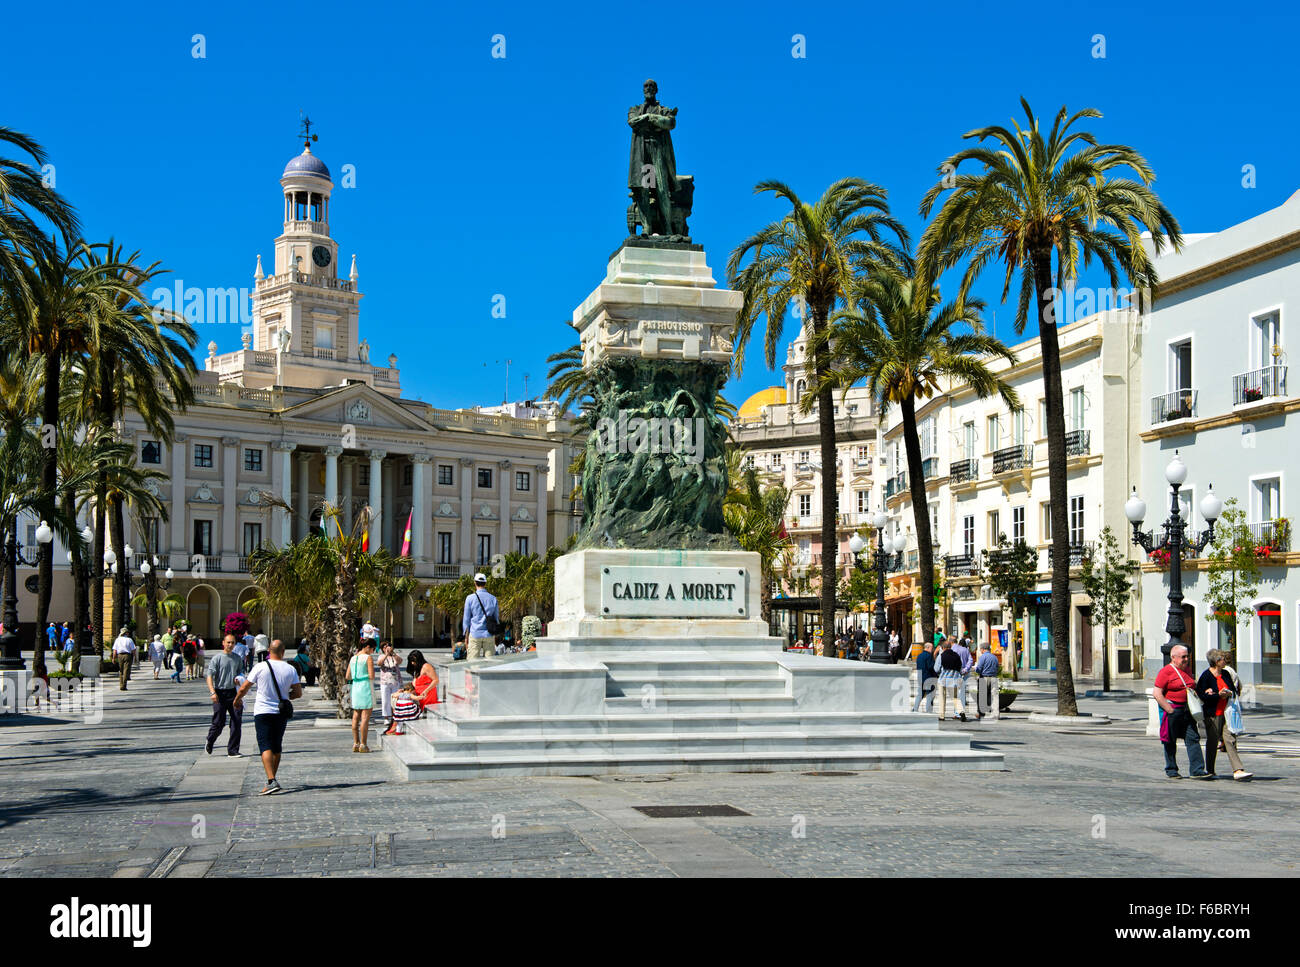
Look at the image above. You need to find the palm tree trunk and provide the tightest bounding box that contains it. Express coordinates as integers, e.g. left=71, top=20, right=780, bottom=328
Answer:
left=810, top=309, right=840, bottom=651
left=34, top=344, right=61, bottom=666
left=110, top=494, right=127, bottom=633
left=92, top=485, right=106, bottom=655
left=900, top=395, right=936, bottom=652
left=59, top=488, right=88, bottom=671
left=1034, top=252, right=1080, bottom=715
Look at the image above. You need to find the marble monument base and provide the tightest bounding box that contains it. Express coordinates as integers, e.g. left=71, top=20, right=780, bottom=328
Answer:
left=382, top=550, right=1002, bottom=779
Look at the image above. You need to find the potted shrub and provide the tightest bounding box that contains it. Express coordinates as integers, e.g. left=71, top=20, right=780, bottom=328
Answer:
left=1243, top=386, right=1264, bottom=403
left=998, top=687, right=1019, bottom=711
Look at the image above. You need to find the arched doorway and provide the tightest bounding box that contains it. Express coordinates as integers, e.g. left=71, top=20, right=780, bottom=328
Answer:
left=186, top=585, right=220, bottom=642
left=1257, top=600, right=1282, bottom=685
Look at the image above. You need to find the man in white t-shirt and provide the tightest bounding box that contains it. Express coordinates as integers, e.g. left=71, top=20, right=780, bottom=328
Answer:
left=233, top=638, right=302, bottom=795
left=111, top=627, right=137, bottom=691
left=254, top=630, right=270, bottom=663
left=360, top=621, right=379, bottom=643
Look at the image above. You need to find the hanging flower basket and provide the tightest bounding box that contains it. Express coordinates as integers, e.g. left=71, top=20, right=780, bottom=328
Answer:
left=1148, top=548, right=1171, bottom=568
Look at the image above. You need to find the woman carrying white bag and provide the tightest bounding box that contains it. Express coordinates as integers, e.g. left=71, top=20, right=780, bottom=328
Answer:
left=1196, top=649, right=1253, bottom=781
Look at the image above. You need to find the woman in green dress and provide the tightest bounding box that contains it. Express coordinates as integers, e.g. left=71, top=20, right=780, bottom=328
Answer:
left=349, top=639, right=376, bottom=753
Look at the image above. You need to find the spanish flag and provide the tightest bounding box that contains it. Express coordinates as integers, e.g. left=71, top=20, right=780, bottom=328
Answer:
left=361, top=527, right=369, bottom=553
left=400, top=510, right=413, bottom=558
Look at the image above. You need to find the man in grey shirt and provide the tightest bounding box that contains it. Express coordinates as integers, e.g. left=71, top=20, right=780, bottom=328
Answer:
left=206, top=634, right=246, bottom=756
left=974, top=643, right=1001, bottom=720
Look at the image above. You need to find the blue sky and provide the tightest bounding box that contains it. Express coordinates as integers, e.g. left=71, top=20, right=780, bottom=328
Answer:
left=6, top=0, right=1297, bottom=411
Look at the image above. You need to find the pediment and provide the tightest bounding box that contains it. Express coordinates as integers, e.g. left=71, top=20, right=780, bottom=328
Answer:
left=280, top=384, right=431, bottom=433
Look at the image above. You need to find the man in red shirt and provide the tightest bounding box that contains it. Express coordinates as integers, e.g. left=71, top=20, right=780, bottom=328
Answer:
left=1152, top=644, right=1210, bottom=779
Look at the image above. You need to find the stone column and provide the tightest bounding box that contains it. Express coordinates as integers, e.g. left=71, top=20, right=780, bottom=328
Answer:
left=535, top=464, right=548, bottom=553
left=367, top=450, right=386, bottom=545
left=499, top=459, right=512, bottom=557
left=272, top=442, right=296, bottom=546
left=220, top=436, right=239, bottom=572
left=324, top=446, right=343, bottom=529
left=382, top=459, right=396, bottom=552
left=410, top=452, right=432, bottom=562
left=296, top=452, right=312, bottom=540
left=459, top=457, right=474, bottom=568
left=169, top=433, right=188, bottom=570
left=340, top=456, right=355, bottom=533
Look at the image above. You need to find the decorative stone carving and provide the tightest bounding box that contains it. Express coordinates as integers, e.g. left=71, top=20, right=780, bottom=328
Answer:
left=358, top=338, right=370, bottom=364
left=514, top=506, right=531, bottom=521
left=221, top=436, right=239, bottom=448
left=411, top=452, right=433, bottom=464
left=346, top=400, right=371, bottom=422
left=436, top=501, right=456, bottom=517
left=459, top=457, right=473, bottom=468
left=241, top=332, right=252, bottom=350
left=473, top=504, right=497, bottom=520
left=271, top=440, right=297, bottom=452
left=246, top=488, right=263, bottom=504
left=500, top=459, right=512, bottom=469
left=193, top=483, right=217, bottom=502
left=144, top=479, right=163, bottom=498
left=324, top=446, right=344, bottom=458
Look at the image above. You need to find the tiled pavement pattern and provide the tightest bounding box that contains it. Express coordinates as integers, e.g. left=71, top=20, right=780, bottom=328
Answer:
left=3, top=662, right=1299, bottom=877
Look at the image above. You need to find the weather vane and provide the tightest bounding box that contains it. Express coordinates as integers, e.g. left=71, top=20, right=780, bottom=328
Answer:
left=298, top=111, right=318, bottom=150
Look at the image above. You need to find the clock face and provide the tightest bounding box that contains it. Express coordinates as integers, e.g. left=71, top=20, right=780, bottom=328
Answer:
left=312, top=245, right=332, bottom=268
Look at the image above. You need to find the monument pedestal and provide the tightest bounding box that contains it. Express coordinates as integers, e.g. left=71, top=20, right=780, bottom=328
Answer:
left=383, top=549, right=1002, bottom=778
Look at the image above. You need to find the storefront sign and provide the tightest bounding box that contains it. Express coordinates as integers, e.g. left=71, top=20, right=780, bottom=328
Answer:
left=601, top=565, right=748, bottom=618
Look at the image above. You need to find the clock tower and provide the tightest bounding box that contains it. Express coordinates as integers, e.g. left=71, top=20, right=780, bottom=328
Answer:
left=250, top=129, right=362, bottom=372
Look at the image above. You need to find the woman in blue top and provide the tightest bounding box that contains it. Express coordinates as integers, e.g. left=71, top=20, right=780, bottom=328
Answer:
left=349, top=640, right=376, bottom=753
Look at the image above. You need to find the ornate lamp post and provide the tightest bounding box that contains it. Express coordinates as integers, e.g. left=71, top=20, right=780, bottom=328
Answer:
left=849, top=512, right=906, bottom=664
left=110, top=545, right=174, bottom=635
left=1, top=518, right=54, bottom=670
left=1125, top=451, right=1223, bottom=664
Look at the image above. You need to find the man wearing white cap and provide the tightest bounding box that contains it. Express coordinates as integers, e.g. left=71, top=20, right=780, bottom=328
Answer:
left=462, top=573, right=500, bottom=660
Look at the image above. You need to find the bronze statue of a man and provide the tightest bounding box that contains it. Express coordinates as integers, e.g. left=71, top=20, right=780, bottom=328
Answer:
left=627, top=79, right=691, bottom=239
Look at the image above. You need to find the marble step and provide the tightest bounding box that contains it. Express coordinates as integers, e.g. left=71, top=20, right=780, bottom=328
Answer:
left=419, top=708, right=936, bottom=736
left=385, top=727, right=973, bottom=759
left=599, top=658, right=786, bottom=679
left=605, top=675, right=788, bottom=696
left=602, top=693, right=798, bottom=713
left=384, top=744, right=1003, bottom=780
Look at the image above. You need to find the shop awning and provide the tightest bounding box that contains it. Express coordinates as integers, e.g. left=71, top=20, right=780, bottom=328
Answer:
left=953, top=598, right=1005, bottom=613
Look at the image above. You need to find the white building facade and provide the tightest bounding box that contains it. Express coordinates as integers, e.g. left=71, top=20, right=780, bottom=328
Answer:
left=1138, top=189, right=1300, bottom=695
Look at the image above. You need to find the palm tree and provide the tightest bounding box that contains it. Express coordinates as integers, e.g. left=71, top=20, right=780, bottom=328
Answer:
left=723, top=456, right=793, bottom=623
left=807, top=266, right=1019, bottom=654
left=0, top=127, right=79, bottom=312
left=728, top=178, right=909, bottom=649
left=919, top=99, right=1181, bottom=714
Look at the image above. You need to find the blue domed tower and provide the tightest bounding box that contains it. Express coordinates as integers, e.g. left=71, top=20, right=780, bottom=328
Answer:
left=251, top=125, right=363, bottom=369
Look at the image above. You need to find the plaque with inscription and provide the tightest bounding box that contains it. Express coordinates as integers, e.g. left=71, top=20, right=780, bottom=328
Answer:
left=600, top=565, right=748, bottom=618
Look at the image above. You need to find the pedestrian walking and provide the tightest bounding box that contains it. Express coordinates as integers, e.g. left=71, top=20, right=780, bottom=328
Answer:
left=912, top=641, right=937, bottom=713
left=205, top=635, right=246, bottom=757
left=254, top=629, right=270, bottom=664
left=951, top=635, right=974, bottom=711
left=241, top=631, right=255, bottom=672
left=461, top=573, right=499, bottom=660
left=195, top=638, right=206, bottom=678
left=46, top=622, right=60, bottom=658
left=974, top=643, right=1000, bottom=720
left=111, top=627, right=136, bottom=691
left=60, top=621, right=73, bottom=648
left=1152, top=644, right=1211, bottom=779
left=935, top=637, right=967, bottom=722
left=375, top=641, right=403, bottom=722
left=234, top=638, right=302, bottom=795
left=348, top=640, right=376, bottom=753
left=149, top=634, right=165, bottom=678
left=1197, top=648, right=1252, bottom=780
left=181, top=636, right=198, bottom=681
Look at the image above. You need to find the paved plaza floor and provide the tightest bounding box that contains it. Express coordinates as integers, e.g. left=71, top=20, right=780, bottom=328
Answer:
left=3, top=664, right=1299, bottom=877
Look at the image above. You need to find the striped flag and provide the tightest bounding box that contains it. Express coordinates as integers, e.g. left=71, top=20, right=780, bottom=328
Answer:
left=361, top=527, right=369, bottom=553
left=400, top=510, right=413, bottom=557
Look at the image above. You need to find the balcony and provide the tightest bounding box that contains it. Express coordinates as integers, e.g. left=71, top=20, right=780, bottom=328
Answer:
left=432, top=564, right=461, bottom=580
left=203, top=555, right=223, bottom=574
left=1068, top=541, right=1094, bottom=567
left=313, top=348, right=337, bottom=361
left=1152, top=389, right=1197, bottom=425
left=1249, top=520, right=1291, bottom=553
left=949, top=457, right=978, bottom=484
left=1233, top=366, right=1288, bottom=405
left=944, top=553, right=979, bottom=577
left=1065, top=429, right=1091, bottom=457
left=922, top=456, right=939, bottom=479
left=992, top=444, right=1032, bottom=474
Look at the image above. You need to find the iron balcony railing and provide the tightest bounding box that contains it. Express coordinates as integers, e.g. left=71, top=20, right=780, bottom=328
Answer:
left=1233, top=366, right=1288, bottom=405
left=992, top=444, right=1032, bottom=474
left=1068, top=541, right=1095, bottom=567
left=949, top=457, right=978, bottom=484
left=432, top=564, right=461, bottom=580
left=1152, top=389, right=1197, bottom=424
left=1249, top=520, right=1291, bottom=552
left=885, top=472, right=908, bottom=499
left=1065, top=429, right=1091, bottom=456
left=944, top=553, right=979, bottom=577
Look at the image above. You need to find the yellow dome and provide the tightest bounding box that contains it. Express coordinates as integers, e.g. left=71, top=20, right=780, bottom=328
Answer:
left=738, top=386, right=786, bottom=420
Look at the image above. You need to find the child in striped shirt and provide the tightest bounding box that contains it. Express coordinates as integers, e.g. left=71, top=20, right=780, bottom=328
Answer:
left=386, top=684, right=422, bottom=735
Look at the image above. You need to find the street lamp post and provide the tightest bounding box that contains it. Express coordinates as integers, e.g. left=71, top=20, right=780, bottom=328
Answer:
left=849, top=512, right=906, bottom=664
left=1, top=519, right=54, bottom=670
left=1125, top=451, right=1223, bottom=665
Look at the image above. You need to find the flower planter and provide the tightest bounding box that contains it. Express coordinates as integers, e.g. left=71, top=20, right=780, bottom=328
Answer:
left=998, top=691, right=1018, bottom=711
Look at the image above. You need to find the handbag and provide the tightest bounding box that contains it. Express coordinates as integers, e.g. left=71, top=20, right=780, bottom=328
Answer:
left=265, top=659, right=294, bottom=720
left=1177, top=669, right=1203, bottom=724
left=1158, top=706, right=1170, bottom=743
left=473, top=589, right=502, bottom=636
